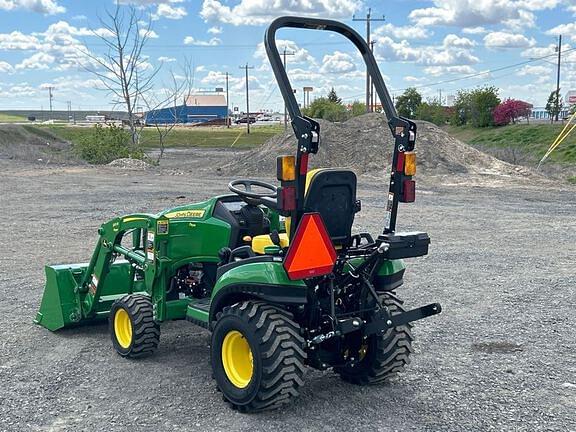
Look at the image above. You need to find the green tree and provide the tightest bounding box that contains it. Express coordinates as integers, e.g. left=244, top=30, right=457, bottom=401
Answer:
left=415, top=101, right=449, bottom=125
left=451, top=86, right=500, bottom=127
left=452, top=89, right=473, bottom=125
left=395, top=87, right=422, bottom=118
left=470, top=86, right=500, bottom=127
left=327, top=87, right=342, bottom=104
left=350, top=101, right=367, bottom=117
left=303, top=97, right=347, bottom=122
left=545, top=89, right=563, bottom=123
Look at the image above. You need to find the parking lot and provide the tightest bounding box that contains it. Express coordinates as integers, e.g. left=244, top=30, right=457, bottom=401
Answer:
left=0, top=150, right=574, bottom=431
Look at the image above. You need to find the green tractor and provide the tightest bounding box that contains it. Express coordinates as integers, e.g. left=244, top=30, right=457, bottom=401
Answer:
left=36, top=16, right=441, bottom=412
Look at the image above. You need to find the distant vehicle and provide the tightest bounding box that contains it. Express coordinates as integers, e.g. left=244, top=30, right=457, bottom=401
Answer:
left=86, top=115, right=106, bottom=123
left=27, top=116, right=36, bottom=122
left=235, top=117, right=256, bottom=124
left=259, top=115, right=273, bottom=122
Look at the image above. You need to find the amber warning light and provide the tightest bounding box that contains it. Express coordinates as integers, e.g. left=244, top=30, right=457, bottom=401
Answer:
left=283, top=213, right=337, bottom=280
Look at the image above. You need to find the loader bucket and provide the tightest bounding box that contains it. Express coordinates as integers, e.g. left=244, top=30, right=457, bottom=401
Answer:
left=35, top=263, right=88, bottom=331
left=35, top=261, right=141, bottom=331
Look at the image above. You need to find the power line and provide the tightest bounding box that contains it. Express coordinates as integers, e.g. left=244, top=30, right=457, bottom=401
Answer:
left=395, top=46, right=576, bottom=93
left=353, top=8, right=385, bottom=112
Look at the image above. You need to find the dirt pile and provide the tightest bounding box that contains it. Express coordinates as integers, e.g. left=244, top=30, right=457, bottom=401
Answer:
left=223, top=114, right=533, bottom=179
left=107, top=158, right=151, bottom=170
left=0, top=124, right=72, bottom=163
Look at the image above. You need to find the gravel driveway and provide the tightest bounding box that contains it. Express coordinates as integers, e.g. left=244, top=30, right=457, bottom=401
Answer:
left=0, top=151, right=574, bottom=432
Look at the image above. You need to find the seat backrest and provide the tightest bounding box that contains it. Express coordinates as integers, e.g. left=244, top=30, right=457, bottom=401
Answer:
left=303, top=169, right=357, bottom=246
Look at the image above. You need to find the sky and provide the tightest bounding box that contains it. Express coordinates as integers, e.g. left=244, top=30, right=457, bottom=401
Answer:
left=0, top=0, right=576, bottom=112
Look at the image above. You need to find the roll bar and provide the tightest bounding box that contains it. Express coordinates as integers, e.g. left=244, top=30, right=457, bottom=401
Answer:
left=264, top=16, right=417, bottom=235
left=264, top=16, right=397, bottom=122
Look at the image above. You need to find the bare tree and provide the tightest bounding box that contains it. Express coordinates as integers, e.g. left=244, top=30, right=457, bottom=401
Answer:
left=142, top=60, right=194, bottom=163
left=83, top=2, right=159, bottom=146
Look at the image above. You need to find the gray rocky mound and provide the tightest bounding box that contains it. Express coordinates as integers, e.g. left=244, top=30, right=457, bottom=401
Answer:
left=107, top=158, right=151, bottom=170
left=223, top=113, right=533, bottom=179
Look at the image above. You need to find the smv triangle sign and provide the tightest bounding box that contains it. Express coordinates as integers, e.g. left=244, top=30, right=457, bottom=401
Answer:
left=283, top=213, right=337, bottom=280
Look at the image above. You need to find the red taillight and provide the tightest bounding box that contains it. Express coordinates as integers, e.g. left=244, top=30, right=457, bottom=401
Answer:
left=299, top=153, right=309, bottom=175
left=401, top=179, right=416, bottom=203
left=396, top=152, right=405, bottom=172
left=279, top=186, right=296, bottom=211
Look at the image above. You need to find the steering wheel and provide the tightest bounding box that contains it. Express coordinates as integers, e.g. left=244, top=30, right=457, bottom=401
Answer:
left=228, top=179, right=278, bottom=202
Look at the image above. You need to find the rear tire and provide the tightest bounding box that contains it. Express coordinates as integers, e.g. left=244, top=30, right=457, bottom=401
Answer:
left=210, top=301, right=306, bottom=412
left=335, top=292, right=414, bottom=385
left=109, top=294, right=160, bottom=358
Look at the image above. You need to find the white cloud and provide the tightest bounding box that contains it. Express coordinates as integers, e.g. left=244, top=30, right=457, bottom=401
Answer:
left=207, top=26, right=222, bottom=34
left=0, top=31, right=40, bottom=50
left=0, top=0, right=65, bottom=15
left=254, top=39, right=316, bottom=66
left=158, top=56, right=176, bottom=62
left=443, top=34, right=476, bottom=48
left=152, top=3, right=187, bottom=20
left=423, top=65, right=476, bottom=76
left=0, top=61, right=13, bottom=73
left=546, top=22, right=576, bottom=41
left=484, top=31, right=535, bottom=49
left=183, top=36, right=221, bottom=46
left=320, top=51, right=356, bottom=74
left=140, top=28, right=159, bottom=39
left=517, top=64, right=552, bottom=76
left=374, top=23, right=432, bottom=40
left=462, top=26, right=487, bottom=34
left=200, top=0, right=360, bottom=26
left=15, top=52, right=55, bottom=70
left=374, top=35, right=479, bottom=66
left=408, top=0, right=556, bottom=29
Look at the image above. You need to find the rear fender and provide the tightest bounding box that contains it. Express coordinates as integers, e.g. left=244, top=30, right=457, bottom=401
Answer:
left=209, top=261, right=307, bottom=323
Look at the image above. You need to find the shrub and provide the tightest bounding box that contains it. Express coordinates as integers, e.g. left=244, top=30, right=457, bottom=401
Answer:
left=73, top=124, right=145, bottom=164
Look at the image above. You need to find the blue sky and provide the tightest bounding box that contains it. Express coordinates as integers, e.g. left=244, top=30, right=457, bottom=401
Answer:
left=0, top=0, right=575, bottom=112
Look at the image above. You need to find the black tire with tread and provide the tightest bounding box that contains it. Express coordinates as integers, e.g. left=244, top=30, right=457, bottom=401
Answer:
left=335, top=292, right=414, bottom=385
left=210, top=301, right=306, bottom=412
left=109, top=294, right=160, bottom=358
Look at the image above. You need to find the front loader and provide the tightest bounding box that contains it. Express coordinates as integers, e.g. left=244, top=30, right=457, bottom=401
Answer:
left=36, top=16, right=441, bottom=412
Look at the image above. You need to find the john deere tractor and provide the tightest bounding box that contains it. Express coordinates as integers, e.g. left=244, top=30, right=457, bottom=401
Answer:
left=36, top=16, right=441, bottom=412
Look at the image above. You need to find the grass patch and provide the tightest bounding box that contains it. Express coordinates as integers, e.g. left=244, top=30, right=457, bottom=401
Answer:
left=444, top=123, right=576, bottom=164
left=42, top=125, right=283, bottom=150
left=0, top=113, right=26, bottom=123
left=568, top=176, right=576, bottom=184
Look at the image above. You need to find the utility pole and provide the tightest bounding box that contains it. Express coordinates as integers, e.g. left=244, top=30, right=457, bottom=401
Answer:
left=47, top=86, right=54, bottom=114
left=370, top=40, right=376, bottom=112
left=225, top=72, right=230, bottom=128
left=282, top=47, right=295, bottom=129
left=239, top=63, right=254, bottom=134
left=353, top=8, right=385, bottom=113
left=555, top=34, right=562, bottom=122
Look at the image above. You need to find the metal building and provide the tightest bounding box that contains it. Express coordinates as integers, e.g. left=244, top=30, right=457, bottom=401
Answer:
left=144, top=94, right=227, bottom=125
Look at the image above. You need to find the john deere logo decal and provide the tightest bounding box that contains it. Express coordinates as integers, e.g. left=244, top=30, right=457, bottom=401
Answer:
left=164, top=209, right=206, bottom=219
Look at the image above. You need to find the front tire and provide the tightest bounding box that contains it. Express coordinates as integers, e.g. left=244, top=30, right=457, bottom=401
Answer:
left=109, top=294, right=160, bottom=358
left=210, top=301, right=306, bottom=412
left=335, top=292, right=414, bottom=385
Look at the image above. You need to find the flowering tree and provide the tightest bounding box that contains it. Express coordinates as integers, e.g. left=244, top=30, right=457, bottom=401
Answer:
left=493, top=99, right=533, bottom=126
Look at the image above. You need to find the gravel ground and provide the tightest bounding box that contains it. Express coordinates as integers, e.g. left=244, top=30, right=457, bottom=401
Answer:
left=0, top=149, right=575, bottom=432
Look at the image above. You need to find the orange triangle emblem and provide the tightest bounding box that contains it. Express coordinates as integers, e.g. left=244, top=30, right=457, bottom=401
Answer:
left=284, top=213, right=337, bottom=280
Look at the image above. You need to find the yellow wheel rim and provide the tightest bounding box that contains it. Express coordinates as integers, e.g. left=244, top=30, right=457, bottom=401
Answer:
left=221, top=330, right=253, bottom=388
left=114, top=308, right=132, bottom=349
